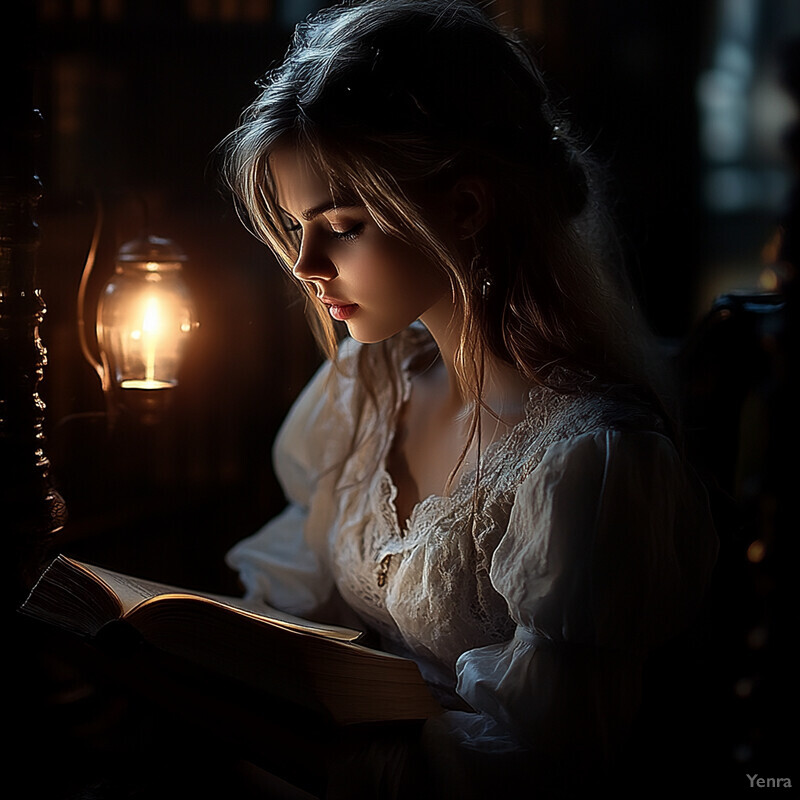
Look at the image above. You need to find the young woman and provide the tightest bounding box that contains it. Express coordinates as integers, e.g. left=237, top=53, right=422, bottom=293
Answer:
left=221, top=0, right=718, bottom=794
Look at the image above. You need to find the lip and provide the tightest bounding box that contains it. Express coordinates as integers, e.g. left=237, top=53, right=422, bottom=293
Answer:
left=319, top=296, right=359, bottom=322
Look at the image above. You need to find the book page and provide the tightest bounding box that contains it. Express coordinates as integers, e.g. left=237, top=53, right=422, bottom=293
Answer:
left=73, top=559, right=363, bottom=641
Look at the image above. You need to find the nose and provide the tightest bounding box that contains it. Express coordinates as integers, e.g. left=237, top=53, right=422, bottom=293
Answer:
left=292, top=237, right=338, bottom=284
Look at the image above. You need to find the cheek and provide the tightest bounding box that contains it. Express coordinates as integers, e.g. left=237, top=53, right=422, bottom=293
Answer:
left=347, top=249, right=408, bottom=295
left=346, top=233, right=448, bottom=306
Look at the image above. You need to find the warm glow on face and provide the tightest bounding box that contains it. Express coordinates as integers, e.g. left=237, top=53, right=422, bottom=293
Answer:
left=269, top=145, right=452, bottom=345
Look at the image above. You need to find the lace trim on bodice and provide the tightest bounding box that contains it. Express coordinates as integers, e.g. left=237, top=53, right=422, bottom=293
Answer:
left=330, top=329, right=664, bottom=684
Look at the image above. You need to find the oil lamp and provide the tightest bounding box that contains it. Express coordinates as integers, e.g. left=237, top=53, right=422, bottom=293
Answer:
left=79, top=232, right=198, bottom=420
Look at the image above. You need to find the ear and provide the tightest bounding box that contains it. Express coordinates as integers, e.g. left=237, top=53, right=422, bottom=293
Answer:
left=448, top=176, right=493, bottom=239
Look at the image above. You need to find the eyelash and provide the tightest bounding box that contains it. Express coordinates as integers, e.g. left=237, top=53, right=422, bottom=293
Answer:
left=331, top=223, right=364, bottom=241
left=283, top=221, right=364, bottom=242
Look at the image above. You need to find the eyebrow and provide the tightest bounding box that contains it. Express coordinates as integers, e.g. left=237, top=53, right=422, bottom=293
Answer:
left=280, top=201, right=363, bottom=222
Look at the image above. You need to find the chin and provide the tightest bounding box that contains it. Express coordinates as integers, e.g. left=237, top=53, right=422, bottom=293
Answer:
left=347, top=331, right=392, bottom=345
left=346, top=321, right=406, bottom=345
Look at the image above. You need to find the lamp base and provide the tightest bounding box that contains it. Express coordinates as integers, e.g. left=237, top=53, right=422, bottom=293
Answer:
left=112, top=386, right=177, bottom=426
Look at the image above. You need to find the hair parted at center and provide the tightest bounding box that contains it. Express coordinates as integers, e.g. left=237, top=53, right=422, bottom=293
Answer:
left=221, top=0, right=668, bottom=418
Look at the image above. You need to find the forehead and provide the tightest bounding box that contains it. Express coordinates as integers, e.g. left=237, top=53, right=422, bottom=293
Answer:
left=269, top=145, right=341, bottom=217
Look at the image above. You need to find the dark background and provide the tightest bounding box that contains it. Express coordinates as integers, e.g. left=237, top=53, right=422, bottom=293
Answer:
left=4, top=1, right=797, bottom=797
left=17, top=0, right=800, bottom=580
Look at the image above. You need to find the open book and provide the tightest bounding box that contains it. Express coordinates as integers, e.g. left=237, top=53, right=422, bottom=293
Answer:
left=19, top=554, right=442, bottom=726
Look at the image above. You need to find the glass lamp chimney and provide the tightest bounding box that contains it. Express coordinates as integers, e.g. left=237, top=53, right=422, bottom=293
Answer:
left=96, top=236, right=197, bottom=394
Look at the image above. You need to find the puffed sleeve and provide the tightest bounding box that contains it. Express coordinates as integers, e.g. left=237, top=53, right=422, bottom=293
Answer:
left=225, top=339, right=361, bottom=616
left=424, top=429, right=718, bottom=778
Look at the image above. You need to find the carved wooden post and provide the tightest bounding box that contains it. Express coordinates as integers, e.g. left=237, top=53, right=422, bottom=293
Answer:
left=1, top=11, right=67, bottom=604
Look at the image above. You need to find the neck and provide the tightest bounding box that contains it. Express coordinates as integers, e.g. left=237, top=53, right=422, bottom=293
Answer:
left=418, top=294, right=462, bottom=401
left=418, top=295, right=530, bottom=419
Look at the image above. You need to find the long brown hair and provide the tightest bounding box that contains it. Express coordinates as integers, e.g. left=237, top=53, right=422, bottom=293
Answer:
left=221, top=0, right=671, bottom=443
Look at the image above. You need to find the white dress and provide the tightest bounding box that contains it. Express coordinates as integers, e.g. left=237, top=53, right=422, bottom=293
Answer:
left=226, top=326, right=718, bottom=777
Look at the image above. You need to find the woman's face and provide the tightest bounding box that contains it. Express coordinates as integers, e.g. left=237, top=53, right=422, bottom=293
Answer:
left=269, top=145, right=453, bottom=344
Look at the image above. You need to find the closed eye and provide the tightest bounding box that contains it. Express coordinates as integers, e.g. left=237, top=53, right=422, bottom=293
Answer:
left=331, top=222, right=364, bottom=242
